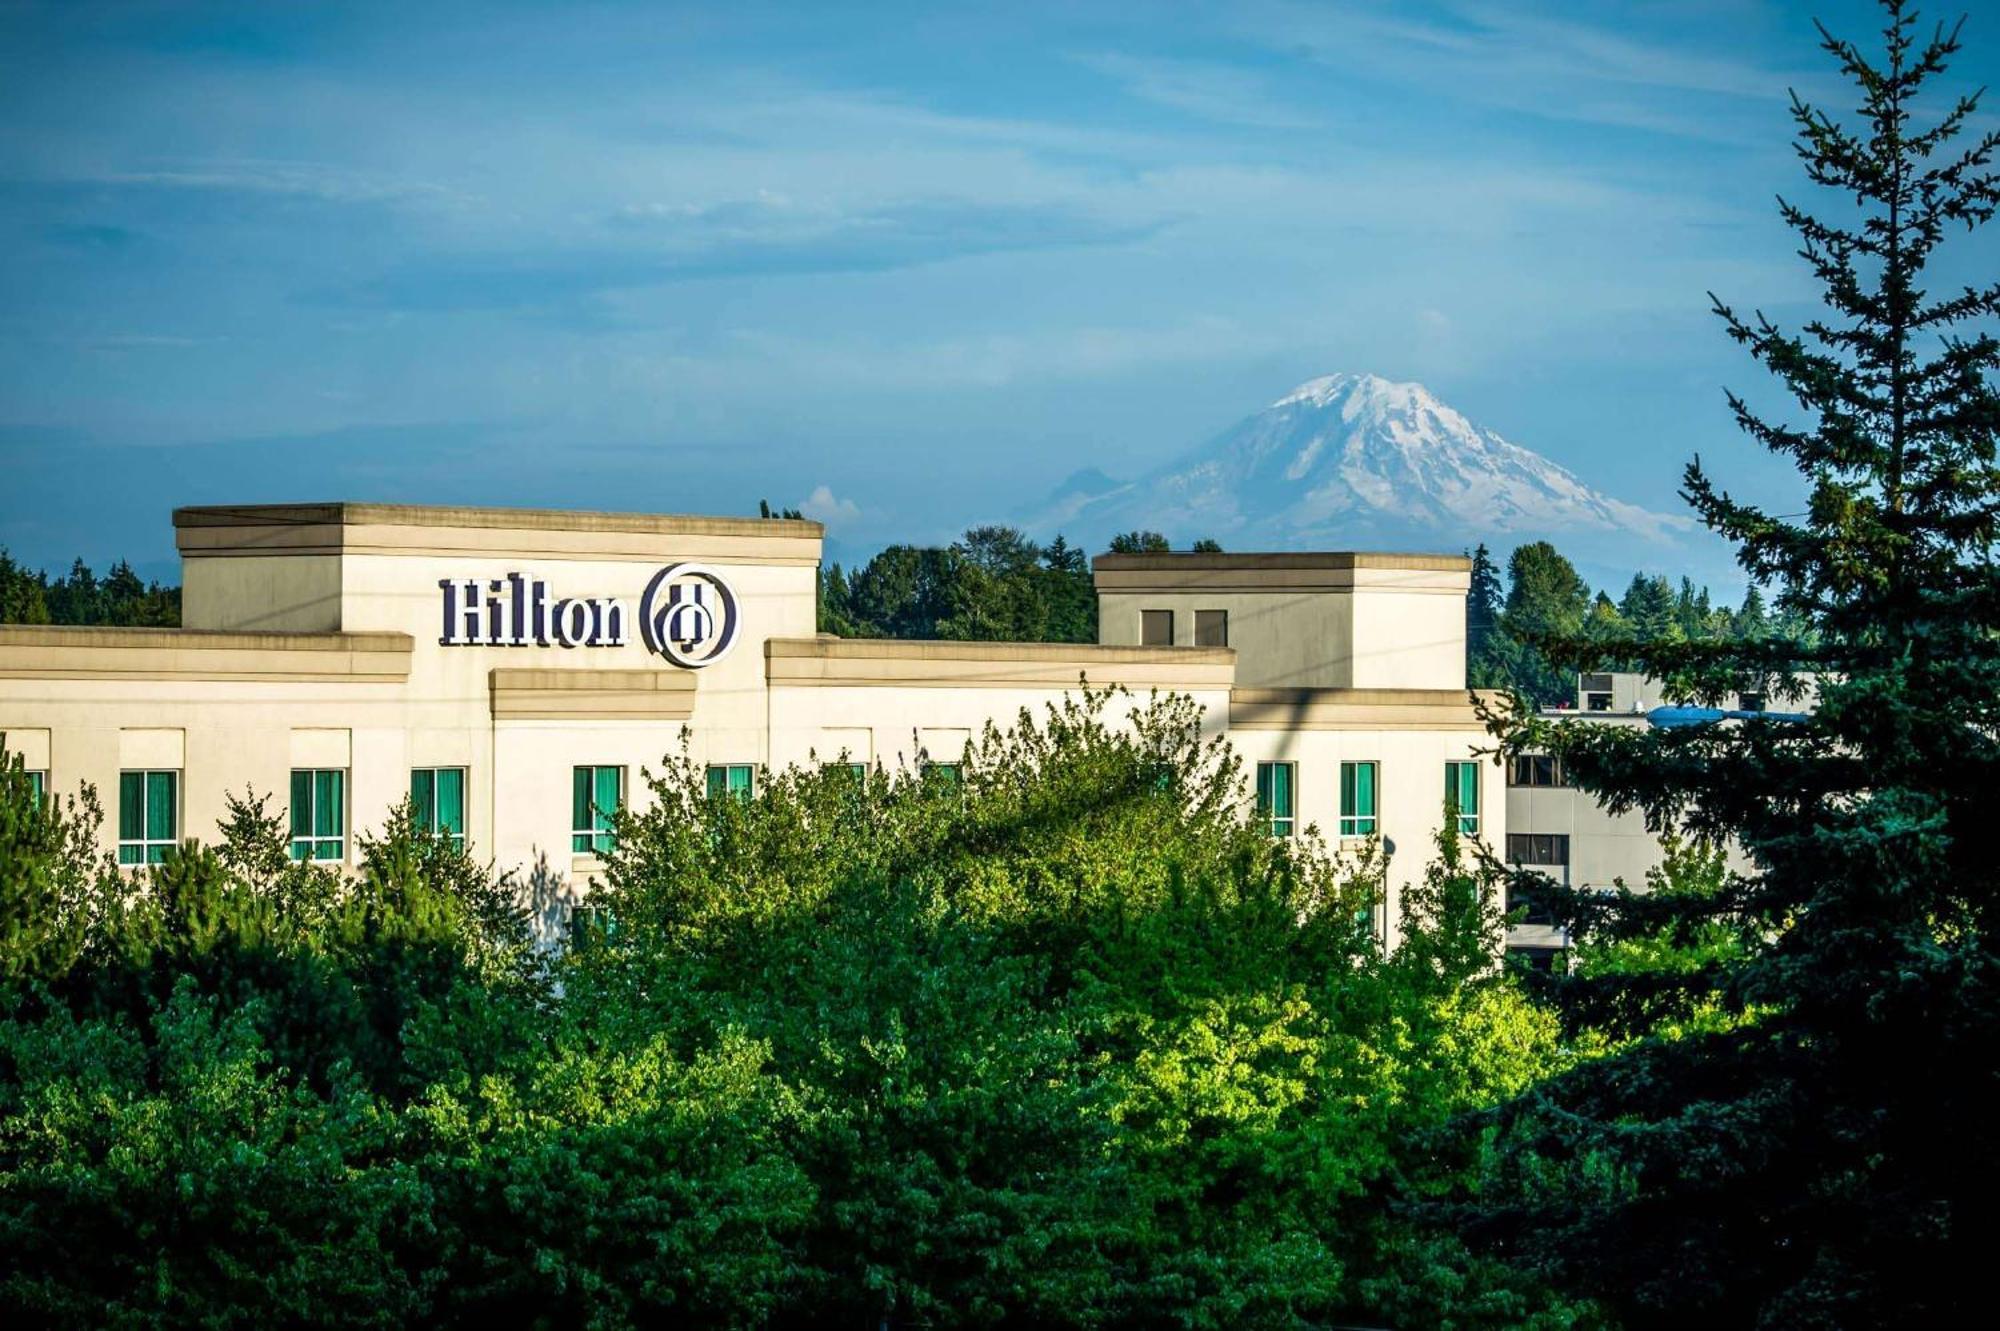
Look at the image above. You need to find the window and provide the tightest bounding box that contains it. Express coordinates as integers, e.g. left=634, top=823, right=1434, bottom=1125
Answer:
left=1586, top=691, right=1613, bottom=712
left=117, top=769, right=179, bottom=865
left=17, top=770, right=46, bottom=804
left=1194, top=609, right=1228, bottom=647
left=1507, top=945, right=1565, bottom=974
left=1507, top=754, right=1568, bottom=788
left=1339, top=761, right=1378, bottom=837
left=1141, top=609, right=1174, bottom=646
left=705, top=764, right=755, bottom=802
left=1505, top=834, right=1567, bottom=925
left=1255, top=761, right=1295, bottom=837
left=824, top=761, right=868, bottom=781
left=1505, top=833, right=1570, bottom=867
left=1444, top=760, right=1480, bottom=836
left=573, top=765, right=623, bottom=854
left=410, top=767, right=466, bottom=848
left=290, top=769, right=346, bottom=862
left=1736, top=691, right=1766, bottom=713
left=922, top=762, right=963, bottom=788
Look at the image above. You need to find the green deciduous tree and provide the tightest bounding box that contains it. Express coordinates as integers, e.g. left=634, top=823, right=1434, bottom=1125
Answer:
left=1107, top=529, right=1171, bottom=554
left=0, top=689, right=1582, bottom=1328
left=1498, top=541, right=1591, bottom=704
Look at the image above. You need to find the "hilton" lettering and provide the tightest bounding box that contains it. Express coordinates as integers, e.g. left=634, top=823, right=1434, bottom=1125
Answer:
left=437, top=575, right=628, bottom=649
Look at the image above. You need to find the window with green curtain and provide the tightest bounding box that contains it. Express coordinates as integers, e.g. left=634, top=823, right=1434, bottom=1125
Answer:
left=26, top=770, right=45, bottom=804
left=118, top=769, right=179, bottom=865
left=573, top=765, right=621, bottom=855
left=410, top=767, right=466, bottom=847
left=922, top=761, right=962, bottom=788
left=1339, top=760, right=1378, bottom=837
left=705, top=764, right=755, bottom=801
left=1445, top=760, right=1480, bottom=835
left=1255, top=761, right=1295, bottom=837
left=289, top=768, right=346, bottom=861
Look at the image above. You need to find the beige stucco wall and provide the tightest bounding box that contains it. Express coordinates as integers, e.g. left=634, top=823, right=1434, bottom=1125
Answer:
left=1229, top=717, right=1499, bottom=951
left=184, top=554, right=344, bottom=632
left=1346, top=578, right=1467, bottom=689
left=767, top=680, right=1235, bottom=775
left=1099, top=589, right=1355, bottom=688
left=0, top=678, right=416, bottom=859
left=1095, top=558, right=1469, bottom=691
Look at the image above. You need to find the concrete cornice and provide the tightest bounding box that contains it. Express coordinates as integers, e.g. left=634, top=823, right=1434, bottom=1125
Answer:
left=1093, top=550, right=1470, bottom=593
left=489, top=668, right=695, bottom=721
left=0, top=626, right=413, bottom=682
left=174, top=503, right=824, bottom=565
left=766, top=637, right=1237, bottom=689
left=1094, top=551, right=1470, bottom=572
left=1230, top=686, right=1498, bottom=731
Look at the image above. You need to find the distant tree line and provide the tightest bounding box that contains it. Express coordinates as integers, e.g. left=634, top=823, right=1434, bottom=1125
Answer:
left=1466, top=540, right=1801, bottom=706
left=816, top=526, right=1223, bottom=643
left=816, top=521, right=1782, bottom=709
left=0, top=551, right=180, bottom=628
left=819, top=526, right=1099, bottom=641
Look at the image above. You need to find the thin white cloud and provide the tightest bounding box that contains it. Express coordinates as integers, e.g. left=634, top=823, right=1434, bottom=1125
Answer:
left=1074, top=53, right=1328, bottom=130
left=1237, top=0, right=1834, bottom=141
left=799, top=484, right=861, bottom=527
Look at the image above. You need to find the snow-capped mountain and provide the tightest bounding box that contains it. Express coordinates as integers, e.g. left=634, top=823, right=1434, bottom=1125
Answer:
left=1040, top=373, right=1691, bottom=558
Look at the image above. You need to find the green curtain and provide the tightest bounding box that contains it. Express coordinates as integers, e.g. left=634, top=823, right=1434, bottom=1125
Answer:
left=1447, top=761, right=1479, bottom=833
left=1256, top=762, right=1293, bottom=835
left=314, top=770, right=342, bottom=840
left=119, top=771, right=144, bottom=843
left=411, top=768, right=435, bottom=829
left=1341, top=762, right=1376, bottom=835
left=435, top=767, right=464, bottom=837
left=290, top=769, right=313, bottom=840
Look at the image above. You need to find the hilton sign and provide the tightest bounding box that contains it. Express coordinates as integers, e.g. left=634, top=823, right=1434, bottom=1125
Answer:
left=437, top=563, right=740, bottom=668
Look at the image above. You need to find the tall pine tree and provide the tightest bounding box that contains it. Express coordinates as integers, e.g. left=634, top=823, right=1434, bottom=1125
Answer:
left=1469, top=5, right=2000, bottom=1325
left=1464, top=543, right=1511, bottom=687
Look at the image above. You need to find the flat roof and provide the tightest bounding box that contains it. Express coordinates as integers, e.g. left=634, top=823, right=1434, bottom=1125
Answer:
left=766, top=636, right=1236, bottom=689
left=1092, top=549, right=1469, bottom=593
left=173, top=502, right=824, bottom=540
left=1092, top=551, right=1469, bottom=573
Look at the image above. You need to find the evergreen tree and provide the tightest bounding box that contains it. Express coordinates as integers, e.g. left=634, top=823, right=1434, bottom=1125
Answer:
left=818, top=563, right=862, bottom=637
left=1472, top=6, right=2000, bottom=1324
left=1464, top=544, right=1512, bottom=688
left=1732, top=583, right=1771, bottom=639
left=1037, top=535, right=1098, bottom=642
left=1583, top=590, right=1628, bottom=647
left=1617, top=572, right=1678, bottom=642
left=0, top=549, right=51, bottom=625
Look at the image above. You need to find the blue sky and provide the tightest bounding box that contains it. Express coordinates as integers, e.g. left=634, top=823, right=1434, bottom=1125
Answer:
left=2, top=0, right=1995, bottom=584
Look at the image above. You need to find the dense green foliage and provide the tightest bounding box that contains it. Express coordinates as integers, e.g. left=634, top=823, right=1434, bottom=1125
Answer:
left=0, top=697, right=1586, bottom=1329
left=1465, top=5, right=2000, bottom=1325
left=0, top=551, right=180, bottom=627
left=820, top=526, right=1100, bottom=642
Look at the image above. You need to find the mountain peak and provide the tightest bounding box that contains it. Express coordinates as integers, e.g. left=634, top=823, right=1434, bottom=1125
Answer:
left=1034, top=372, right=1691, bottom=559
left=1272, top=371, right=1457, bottom=422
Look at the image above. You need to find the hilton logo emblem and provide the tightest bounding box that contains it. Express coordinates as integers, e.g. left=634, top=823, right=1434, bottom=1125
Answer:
left=639, top=562, right=741, bottom=668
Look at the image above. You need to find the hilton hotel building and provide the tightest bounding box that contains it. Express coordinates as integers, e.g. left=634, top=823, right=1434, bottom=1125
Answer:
left=0, top=503, right=1498, bottom=946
